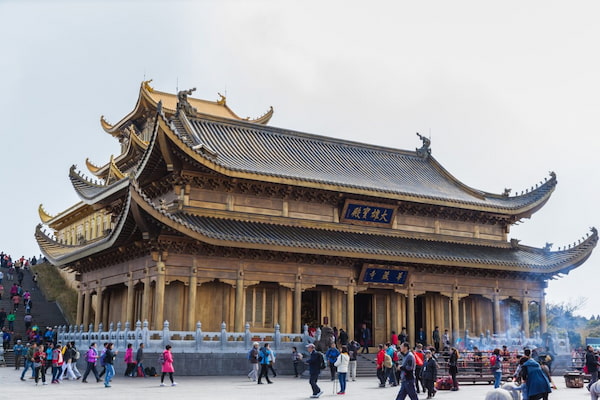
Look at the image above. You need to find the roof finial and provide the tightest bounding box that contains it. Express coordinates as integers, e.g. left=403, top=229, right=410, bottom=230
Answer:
left=176, top=87, right=197, bottom=117
left=415, top=132, right=431, bottom=159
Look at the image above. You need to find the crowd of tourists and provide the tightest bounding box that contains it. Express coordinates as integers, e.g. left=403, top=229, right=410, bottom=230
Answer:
left=15, top=339, right=177, bottom=388
left=245, top=324, right=556, bottom=400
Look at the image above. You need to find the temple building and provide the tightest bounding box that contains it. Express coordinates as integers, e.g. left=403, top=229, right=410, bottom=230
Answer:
left=36, top=81, right=597, bottom=347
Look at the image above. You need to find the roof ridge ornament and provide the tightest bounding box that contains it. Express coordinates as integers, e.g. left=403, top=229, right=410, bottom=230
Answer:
left=415, top=132, right=431, bottom=159
left=176, top=87, right=197, bottom=117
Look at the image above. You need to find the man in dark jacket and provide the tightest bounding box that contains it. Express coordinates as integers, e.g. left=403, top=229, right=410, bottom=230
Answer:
left=587, top=345, right=599, bottom=390
left=395, top=342, right=418, bottom=400
left=421, top=350, right=438, bottom=399
left=306, top=343, right=323, bottom=398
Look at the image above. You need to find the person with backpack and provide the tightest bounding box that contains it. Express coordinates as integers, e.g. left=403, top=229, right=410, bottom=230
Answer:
left=247, top=342, right=259, bottom=381
left=385, top=343, right=398, bottom=386
left=81, top=342, right=100, bottom=383
left=396, top=341, right=418, bottom=400
left=159, top=344, right=177, bottom=386
left=305, top=343, right=323, bottom=398
left=257, top=343, right=273, bottom=384
left=491, top=348, right=503, bottom=389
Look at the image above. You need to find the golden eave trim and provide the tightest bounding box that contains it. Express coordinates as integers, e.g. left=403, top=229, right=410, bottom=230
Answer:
left=85, top=158, right=102, bottom=175
left=109, top=155, right=126, bottom=180
left=38, top=204, right=54, bottom=224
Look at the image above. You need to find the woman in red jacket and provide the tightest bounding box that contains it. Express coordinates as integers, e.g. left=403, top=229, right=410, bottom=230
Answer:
left=160, top=345, right=177, bottom=387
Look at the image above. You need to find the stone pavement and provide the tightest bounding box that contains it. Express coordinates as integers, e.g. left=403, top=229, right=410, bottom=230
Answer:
left=0, top=366, right=592, bottom=400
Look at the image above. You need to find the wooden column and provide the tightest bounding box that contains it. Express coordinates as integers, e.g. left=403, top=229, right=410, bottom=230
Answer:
left=94, top=286, right=103, bottom=330
left=493, top=295, right=501, bottom=335
left=142, top=270, right=150, bottom=324
left=452, top=292, right=459, bottom=346
left=82, top=289, right=90, bottom=327
left=407, top=287, right=415, bottom=347
left=76, top=289, right=84, bottom=325
left=154, top=260, right=166, bottom=329
left=126, top=274, right=134, bottom=326
left=293, top=276, right=302, bottom=333
left=278, top=286, right=288, bottom=332
left=522, top=297, right=530, bottom=338
left=188, top=266, right=198, bottom=331
left=234, top=270, right=244, bottom=332
left=347, top=283, right=355, bottom=342
left=540, top=295, right=547, bottom=334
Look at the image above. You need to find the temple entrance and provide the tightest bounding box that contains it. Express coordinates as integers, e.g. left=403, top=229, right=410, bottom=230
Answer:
left=355, top=293, right=373, bottom=346
left=301, top=290, right=321, bottom=330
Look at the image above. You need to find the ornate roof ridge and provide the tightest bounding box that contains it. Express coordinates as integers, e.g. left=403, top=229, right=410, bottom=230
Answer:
left=38, top=204, right=54, bottom=224
left=161, top=115, right=555, bottom=215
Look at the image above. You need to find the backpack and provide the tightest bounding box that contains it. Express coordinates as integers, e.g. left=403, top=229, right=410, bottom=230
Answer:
left=384, top=353, right=393, bottom=368
left=319, top=352, right=326, bottom=370
left=99, top=351, right=106, bottom=367
left=145, top=366, right=157, bottom=376
left=158, top=352, right=165, bottom=365
left=73, top=349, right=80, bottom=361
left=490, top=355, right=498, bottom=371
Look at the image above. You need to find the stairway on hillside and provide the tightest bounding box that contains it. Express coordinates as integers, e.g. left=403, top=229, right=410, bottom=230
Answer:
left=1, top=267, right=68, bottom=367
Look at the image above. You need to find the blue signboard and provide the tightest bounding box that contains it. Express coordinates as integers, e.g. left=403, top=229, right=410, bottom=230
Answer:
left=343, top=203, right=394, bottom=224
left=362, top=267, right=408, bottom=285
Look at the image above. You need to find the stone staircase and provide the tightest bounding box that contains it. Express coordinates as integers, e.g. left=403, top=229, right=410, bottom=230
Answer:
left=1, top=267, right=67, bottom=367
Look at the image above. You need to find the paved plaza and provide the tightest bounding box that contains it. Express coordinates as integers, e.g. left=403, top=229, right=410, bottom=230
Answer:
left=0, top=367, right=593, bottom=400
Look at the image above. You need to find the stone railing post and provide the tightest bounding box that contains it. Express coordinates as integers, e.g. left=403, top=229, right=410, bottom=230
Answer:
left=274, top=323, right=281, bottom=349
left=244, top=323, right=251, bottom=348
left=316, top=327, right=321, bottom=342
left=220, top=322, right=227, bottom=349
left=195, top=322, right=203, bottom=351
left=142, top=320, right=150, bottom=346
left=303, top=323, right=309, bottom=344
left=135, top=320, right=142, bottom=348
left=162, top=321, right=170, bottom=348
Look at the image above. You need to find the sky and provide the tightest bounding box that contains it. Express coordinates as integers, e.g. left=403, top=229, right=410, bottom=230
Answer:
left=1, top=1, right=599, bottom=316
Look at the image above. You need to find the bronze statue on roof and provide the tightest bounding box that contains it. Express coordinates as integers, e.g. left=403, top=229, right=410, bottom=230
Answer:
left=416, top=132, right=431, bottom=159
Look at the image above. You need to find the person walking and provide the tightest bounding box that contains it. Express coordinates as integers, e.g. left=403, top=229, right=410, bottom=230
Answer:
left=103, top=342, right=117, bottom=388
left=421, top=350, right=438, bottom=399
left=292, top=346, right=303, bottom=378
left=136, top=343, right=145, bottom=377
left=20, top=342, right=37, bottom=381
left=325, top=342, right=340, bottom=381
left=81, top=342, right=100, bottom=383
left=448, top=347, right=459, bottom=391
left=124, top=343, right=136, bottom=377
left=360, top=324, right=371, bottom=354
left=13, top=339, right=24, bottom=370
left=347, top=340, right=359, bottom=382
left=159, top=344, right=177, bottom=386
left=247, top=342, right=259, bottom=381
left=587, top=345, right=600, bottom=391
left=257, top=343, right=273, bottom=384
left=306, top=343, right=323, bottom=398
left=395, top=342, right=418, bottom=400
left=33, top=344, right=47, bottom=385
left=491, top=348, right=504, bottom=389
left=334, top=345, right=350, bottom=395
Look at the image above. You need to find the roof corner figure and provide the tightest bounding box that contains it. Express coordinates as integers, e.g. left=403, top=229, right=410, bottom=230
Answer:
left=176, top=87, right=197, bottom=116
left=415, top=132, right=431, bottom=159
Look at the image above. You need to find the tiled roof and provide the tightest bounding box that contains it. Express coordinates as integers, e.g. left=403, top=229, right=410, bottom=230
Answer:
left=165, top=208, right=597, bottom=274
left=177, top=117, right=555, bottom=212
left=69, top=166, right=128, bottom=203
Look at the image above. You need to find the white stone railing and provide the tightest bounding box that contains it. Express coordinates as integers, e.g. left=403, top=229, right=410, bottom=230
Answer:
left=57, top=320, right=316, bottom=353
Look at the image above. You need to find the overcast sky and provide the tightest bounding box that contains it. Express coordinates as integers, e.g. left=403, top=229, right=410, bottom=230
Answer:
left=2, top=1, right=599, bottom=316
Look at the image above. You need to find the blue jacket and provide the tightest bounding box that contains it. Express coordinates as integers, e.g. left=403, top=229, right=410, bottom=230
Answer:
left=522, top=358, right=551, bottom=397
left=325, top=347, right=340, bottom=364
left=259, top=347, right=272, bottom=365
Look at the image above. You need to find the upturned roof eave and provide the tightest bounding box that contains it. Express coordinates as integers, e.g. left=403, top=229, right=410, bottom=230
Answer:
left=157, top=116, right=556, bottom=216
left=130, top=183, right=596, bottom=275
